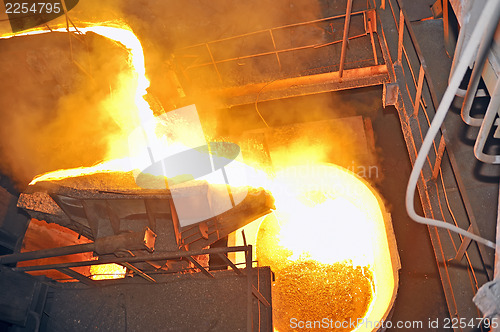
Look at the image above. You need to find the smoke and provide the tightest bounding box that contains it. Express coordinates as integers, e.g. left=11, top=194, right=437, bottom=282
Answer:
left=217, top=88, right=382, bottom=180
left=107, top=0, right=382, bottom=175
left=0, top=0, right=381, bottom=189
left=0, top=31, right=139, bottom=188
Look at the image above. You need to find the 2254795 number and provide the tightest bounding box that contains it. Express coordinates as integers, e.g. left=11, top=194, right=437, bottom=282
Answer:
left=5, top=2, right=61, bottom=14
left=443, top=317, right=498, bottom=329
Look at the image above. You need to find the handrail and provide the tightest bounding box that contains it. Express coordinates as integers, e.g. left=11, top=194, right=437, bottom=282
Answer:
left=175, top=7, right=380, bottom=86
left=5, top=244, right=268, bottom=332
left=177, top=9, right=371, bottom=50
left=11, top=245, right=252, bottom=273
left=383, top=0, right=497, bottom=249
left=405, top=0, right=500, bottom=249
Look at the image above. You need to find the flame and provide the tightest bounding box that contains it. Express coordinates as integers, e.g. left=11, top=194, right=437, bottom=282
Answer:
left=263, top=164, right=378, bottom=267
left=90, top=263, right=127, bottom=280
left=256, top=164, right=387, bottom=332
left=0, top=23, right=164, bottom=185
left=2, top=23, right=163, bottom=279
left=7, top=25, right=396, bottom=317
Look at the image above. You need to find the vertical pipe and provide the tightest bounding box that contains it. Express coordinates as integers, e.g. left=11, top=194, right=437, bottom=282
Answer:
left=492, top=187, right=500, bottom=332
left=339, top=0, right=353, bottom=78
left=397, top=9, right=404, bottom=64
left=413, top=65, right=425, bottom=117
left=474, top=80, right=500, bottom=164
left=461, top=14, right=498, bottom=126
left=448, top=0, right=473, bottom=79
left=269, top=29, right=282, bottom=71
left=495, top=188, right=500, bottom=280
left=206, top=43, right=223, bottom=83
left=246, top=245, right=253, bottom=332
left=368, top=19, right=379, bottom=65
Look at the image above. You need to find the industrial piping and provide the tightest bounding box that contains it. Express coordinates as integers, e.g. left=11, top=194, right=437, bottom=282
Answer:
left=405, top=0, right=500, bottom=249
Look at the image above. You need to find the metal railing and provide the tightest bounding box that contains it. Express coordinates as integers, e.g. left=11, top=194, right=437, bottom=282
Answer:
left=388, top=0, right=494, bottom=256
left=377, top=0, right=496, bottom=325
left=2, top=245, right=270, bottom=332
left=174, top=6, right=381, bottom=88
left=59, top=0, right=93, bottom=79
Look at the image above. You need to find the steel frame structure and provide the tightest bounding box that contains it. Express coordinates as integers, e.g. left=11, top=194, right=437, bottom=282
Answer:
left=1, top=245, right=271, bottom=332
left=377, top=0, right=499, bottom=329
left=173, top=2, right=388, bottom=107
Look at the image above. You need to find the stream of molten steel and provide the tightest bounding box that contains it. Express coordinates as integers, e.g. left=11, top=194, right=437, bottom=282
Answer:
left=2, top=25, right=381, bottom=299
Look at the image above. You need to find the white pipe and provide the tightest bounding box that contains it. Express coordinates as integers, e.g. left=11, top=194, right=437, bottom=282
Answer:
left=461, top=16, right=499, bottom=126
left=406, top=0, right=500, bottom=249
left=474, top=79, right=500, bottom=163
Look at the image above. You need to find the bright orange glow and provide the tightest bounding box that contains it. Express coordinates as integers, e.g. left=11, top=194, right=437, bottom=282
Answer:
left=255, top=164, right=397, bottom=332
left=0, top=23, right=178, bottom=186
left=264, top=165, right=378, bottom=266
left=90, top=263, right=127, bottom=280
left=7, top=25, right=397, bottom=319
left=1, top=24, right=170, bottom=279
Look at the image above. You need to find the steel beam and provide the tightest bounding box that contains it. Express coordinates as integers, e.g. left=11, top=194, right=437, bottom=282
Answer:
left=339, top=0, right=354, bottom=78
left=0, top=242, right=95, bottom=265
left=216, top=253, right=243, bottom=275
left=246, top=245, right=253, bottom=332
left=56, top=267, right=98, bottom=286
left=186, top=256, right=214, bottom=278
left=213, top=65, right=388, bottom=107
left=122, top=262, right=156, bottom=283
left=13, top=246, right=253, bottom=272
left=0, top=228, right=156, bottom=265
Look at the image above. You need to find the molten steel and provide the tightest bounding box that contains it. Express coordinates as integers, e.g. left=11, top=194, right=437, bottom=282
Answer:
left=90, top=264, right=126, bottom=281
left=256, top=164, right=394, bottom=332
left=6, top=24, right=397, bottom=318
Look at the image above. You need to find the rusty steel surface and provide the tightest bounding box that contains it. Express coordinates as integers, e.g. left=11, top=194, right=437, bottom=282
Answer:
left=174, top=3, right=385, bottom=107
left=16, top=176, right=275, bottom=288
left=383, top=82, right=399, bottom=106
left=42, top=265, right=272, bottom=331
left=377, top=0, right=500, bottom=329
left=12, top=245, right=251, bottom=273
left=93, top=227, right=157, bottom=255
left=1, top=252, right=272, bottom=331
left=339, top=0, right=354, bottom=77
left=213, top=64, right=389, bottom=107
